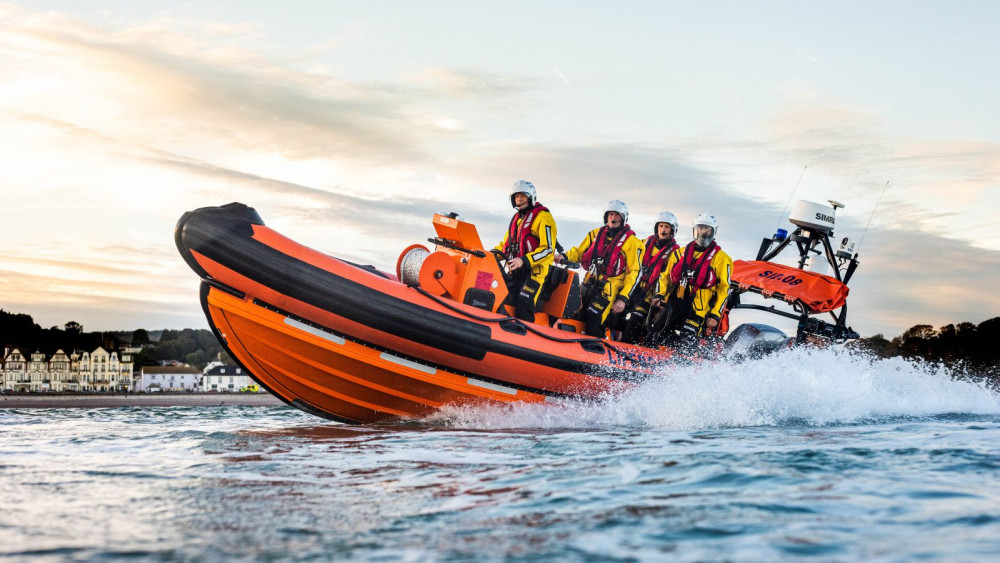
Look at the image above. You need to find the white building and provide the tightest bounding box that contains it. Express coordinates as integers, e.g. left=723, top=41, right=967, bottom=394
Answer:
left=2, top=347, right=133, bottom=392
left=48, top=350, right=73, bottom=391
left=201, top=363, right=255, bottom=392
left=136, top=366, right=202, bottom=392
left=72, top=347, right=133, bottom=392
left=3, top=349, right=27, bottom=392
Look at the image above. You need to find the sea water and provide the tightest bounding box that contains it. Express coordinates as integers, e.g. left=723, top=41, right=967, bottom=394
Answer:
left=2, top=349, right=999, bottom=561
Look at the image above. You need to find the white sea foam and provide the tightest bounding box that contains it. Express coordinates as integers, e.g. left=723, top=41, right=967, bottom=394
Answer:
left=433, top=348, right=1000, bottom=430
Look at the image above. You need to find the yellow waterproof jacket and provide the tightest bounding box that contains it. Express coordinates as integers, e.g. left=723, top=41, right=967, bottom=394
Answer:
left=494, top=208, right=558, bottom=278
left=564, top=227, right=644, bottom=304
left=656, top=243, right=733, bottom=320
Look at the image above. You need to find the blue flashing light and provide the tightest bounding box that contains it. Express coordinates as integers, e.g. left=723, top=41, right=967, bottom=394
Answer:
left=774, top=228, right=788, bottom=241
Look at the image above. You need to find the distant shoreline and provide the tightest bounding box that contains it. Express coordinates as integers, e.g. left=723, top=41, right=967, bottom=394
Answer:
left=0, top=392, right=284, bottom=409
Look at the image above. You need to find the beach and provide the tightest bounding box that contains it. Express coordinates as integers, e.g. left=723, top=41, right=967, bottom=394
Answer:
left=0, top=392, right=284, bottom=408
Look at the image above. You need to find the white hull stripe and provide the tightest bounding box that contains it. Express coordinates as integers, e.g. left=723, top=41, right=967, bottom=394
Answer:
left=466, top=378, right=517, bottom=395
left=286, top=318, right=521, bottom=395
left=380, top=352, right=437, bottom=375
left=285, top=318, right=345, bottom=345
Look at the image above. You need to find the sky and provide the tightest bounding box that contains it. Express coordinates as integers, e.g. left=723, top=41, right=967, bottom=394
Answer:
left=1, top=1, right=999, bottom=338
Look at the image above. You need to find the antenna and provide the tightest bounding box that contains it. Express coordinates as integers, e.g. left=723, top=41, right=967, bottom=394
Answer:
left=856, top=180, right=889, bottom=254
left=776, top=166, right=807, bottom=232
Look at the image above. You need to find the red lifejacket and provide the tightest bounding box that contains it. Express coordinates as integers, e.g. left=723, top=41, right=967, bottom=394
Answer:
left=503, top=203, right=549, bottom=260
left=640, top=236, right=678, bottom=287
left=581, top=225, right=635, bottom=278
left=670, top=241, right=721, bottom=289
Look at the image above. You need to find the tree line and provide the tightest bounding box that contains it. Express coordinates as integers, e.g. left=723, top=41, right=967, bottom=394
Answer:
left=128, top=328, right=229, bottom=368
left=850, top=316, right=1000, bottom=377
left=0, top=310, right=229, bottom=369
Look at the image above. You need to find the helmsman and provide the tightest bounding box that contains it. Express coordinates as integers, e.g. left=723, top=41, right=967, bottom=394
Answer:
left=494, top=180, right=558, bottom=322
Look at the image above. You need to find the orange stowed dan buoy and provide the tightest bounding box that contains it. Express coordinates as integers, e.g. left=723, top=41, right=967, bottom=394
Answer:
left=396, top=214, right=512, bottom=310
left=418, top=251, right=459, bottom=296
left=396, top=244, right=460, bottom=297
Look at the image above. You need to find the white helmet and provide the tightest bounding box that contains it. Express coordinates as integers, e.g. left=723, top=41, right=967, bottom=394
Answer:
left=509, top=180, right=536, bottom=208
left=654, top=211, right=679, bottom=238
left=603, top=199, right=629, bottom=225
left=692, top=213, right=718, bottom=247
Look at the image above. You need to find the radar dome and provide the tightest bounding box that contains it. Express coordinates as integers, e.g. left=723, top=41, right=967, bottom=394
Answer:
left=789, top=200, right=836, bottom=234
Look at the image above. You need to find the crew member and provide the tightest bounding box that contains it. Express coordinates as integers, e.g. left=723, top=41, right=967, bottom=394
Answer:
left=494, top=180, right=558, bottom=322
left=556, top=200, right=643, bottom=337
left=648, top=213, right=732, bottom=350
left=620, top=211, right=682, bottom=344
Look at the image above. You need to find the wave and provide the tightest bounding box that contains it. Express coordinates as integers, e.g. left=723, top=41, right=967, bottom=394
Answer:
left=430, top=348, right=1000, bottom=430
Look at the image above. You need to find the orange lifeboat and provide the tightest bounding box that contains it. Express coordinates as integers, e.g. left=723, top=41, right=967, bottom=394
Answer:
left=175, top=203, right=672, bottom=423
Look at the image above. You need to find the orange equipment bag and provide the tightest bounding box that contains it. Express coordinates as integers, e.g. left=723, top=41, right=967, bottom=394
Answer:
left=731, top=260, right=849, bottom=314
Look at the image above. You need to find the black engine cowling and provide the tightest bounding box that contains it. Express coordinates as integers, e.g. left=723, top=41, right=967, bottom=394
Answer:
left=724, top=323, right=794, bottom=359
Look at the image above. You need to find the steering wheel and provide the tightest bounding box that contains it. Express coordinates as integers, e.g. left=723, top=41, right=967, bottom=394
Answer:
left=490, top=249, right=513, bottom=283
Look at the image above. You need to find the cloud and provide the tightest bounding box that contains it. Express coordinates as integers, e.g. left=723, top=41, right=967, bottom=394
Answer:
left=551, top=68, right=571, bottom=86
left=753, top=99, right=1000, bottom=246
left=794, top=50, right=821, bottom=63
left=2, top=9, right=439, bottom=165
left=843, top=227, right=1000, bottom=335
left=1, top=298, right=203, bottom=333
left=401, top=67, right=533, bottom=98
left=766, top=103, right=881, bottom=144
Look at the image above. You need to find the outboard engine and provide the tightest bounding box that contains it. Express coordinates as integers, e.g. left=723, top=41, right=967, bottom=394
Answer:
left=724, top=323, right=794, bottom=359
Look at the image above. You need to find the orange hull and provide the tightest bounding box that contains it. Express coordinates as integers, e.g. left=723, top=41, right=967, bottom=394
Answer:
left=176, top=203, right=671, bottom=423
